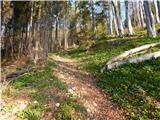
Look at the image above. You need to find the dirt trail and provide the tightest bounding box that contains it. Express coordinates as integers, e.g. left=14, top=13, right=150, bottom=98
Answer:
left=53, top=55, right=127, bottom=120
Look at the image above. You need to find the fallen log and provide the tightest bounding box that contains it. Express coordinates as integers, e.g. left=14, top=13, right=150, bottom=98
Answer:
left=102, top=51, right=160, bottom=71
left=107, top=42, right=160, bottom=65
left=101, top=42, right=160, bottom=72
left=1, top=67, right=33, bottom=82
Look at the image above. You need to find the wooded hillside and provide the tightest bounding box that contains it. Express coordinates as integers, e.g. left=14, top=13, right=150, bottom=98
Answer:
left=1, top=1, right=160, bottom=120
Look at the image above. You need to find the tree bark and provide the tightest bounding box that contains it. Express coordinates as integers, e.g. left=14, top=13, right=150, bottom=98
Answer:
left=108, top=1, right=113, bottom=35
left=34, top=3, right=41, bottom=64
left=125, top=1, right=134, bottom=35
left=143, top=1, right=156, bottom=37
left=157, top=0, right=160, bottom=18
left=154, top=0, right=160, bottom=23
left=139, top=1, right=145, bottom=28
left=112, top=1, right=124, bottom=37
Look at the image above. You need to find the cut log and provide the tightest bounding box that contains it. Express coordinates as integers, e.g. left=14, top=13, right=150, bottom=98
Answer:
left=102, top=51, right=160, bottom=70
left=101, top=42, right=160, bottom=72
left=107, top=42, right=160, bottom=64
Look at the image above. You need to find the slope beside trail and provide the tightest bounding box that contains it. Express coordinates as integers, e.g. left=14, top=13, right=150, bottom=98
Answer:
left=53, top=55, right=127, bottom=120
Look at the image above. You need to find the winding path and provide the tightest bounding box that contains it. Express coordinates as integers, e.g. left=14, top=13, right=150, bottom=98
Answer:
left=53, top=55, right=127, bottom=120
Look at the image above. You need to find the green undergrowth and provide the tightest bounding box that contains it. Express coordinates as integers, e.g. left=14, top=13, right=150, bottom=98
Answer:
left=61, top=36, right=160, bottom=75
left=2, top=56, right=86, bottom=120
left=97, top=59, right=160, bottom=119
left=61, top=35, right=160, bottom=119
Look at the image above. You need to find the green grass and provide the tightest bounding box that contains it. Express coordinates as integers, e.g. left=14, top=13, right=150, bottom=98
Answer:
left=97, top=59, right=160, bottom=119
left=61, top=35, right=160, bottom=119
left=62, top=36, right=160, bottom=74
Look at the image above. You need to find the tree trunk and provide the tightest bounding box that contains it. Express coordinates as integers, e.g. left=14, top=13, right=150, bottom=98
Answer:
left=125, top=1, right=134, bottom=35
left=44, top=1, right=49, bottom=60
left=91, top=0, right=96, bottom=38
left=55, top=16, right=59, bottom=47
left=108, top=1, right=113, bottom=35
left=28, top=1, right=34, bottom=62
left=34, top=3, right=41, bottom=64
left=154, top=0, right=160, bottom=23
left=157, top=0, right=160, bottom=18
left=144, top=1, right=156, bottom=37
left=112, top=5, right=119, bottom=36
left=139, top=1, right=145, bottom=28
left=112, top=1, right=124, bottom=37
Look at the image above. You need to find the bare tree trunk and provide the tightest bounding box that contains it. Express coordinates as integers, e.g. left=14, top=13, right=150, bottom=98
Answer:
left=34, top=3, right=41, bottom=64
left=112, top=5, right=119, bottom=36
left=157, top=0, right=160, bottom=18
left=108, top=1, right=113, bottom=35
left=125, top=1, right=134, bottom=35
left=136, top=2, right=141, bottom=27
left=10, top=29, right=14, bottom=59
left=91, top=0, right=96, bottom=38
left=64, top=2, right=69, bottom=50
left=28, top=1, right=34, bottom=62
left=55, top=16, right=58, bottom=47
left=154, top=0, right=160, bottom=23
left=143, top=1, right=156, bottom=37
left=139, top=1, right=145, bottom=28
left=44, top=1, right=49, bottom=60
left=112, top=1, right=124, bottom=37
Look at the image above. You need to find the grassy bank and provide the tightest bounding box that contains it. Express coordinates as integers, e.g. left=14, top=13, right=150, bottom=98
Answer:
left=61, top=35, right=160, bottom=119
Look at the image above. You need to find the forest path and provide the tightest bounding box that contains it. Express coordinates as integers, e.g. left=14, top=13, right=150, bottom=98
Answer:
left=53, top=55, right=127, bottom=120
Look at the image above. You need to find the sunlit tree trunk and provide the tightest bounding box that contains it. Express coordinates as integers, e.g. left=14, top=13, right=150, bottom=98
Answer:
left=64, top=4, right=68, bottom=50
left=112, top=4, right=119, bottom=36
left=34, top=3, right=41, bottom=64
left=108, top=1, right=113, bottom=35
left=112, top=1, right=124, bottom=37
left=143, top=1, right=156, bottom=37
left=154, top=0, right=160, bottom=23
left=125, top=1, right=134, bottom=35
left=44, top=1, right=49, bottom=60
left=28, top=1, right=34, bottom=62
left=136, top=2, right=141, bottom=27
left=157, top=0, right=160, bottom=18
left=139, top=1, right=145, bottom=28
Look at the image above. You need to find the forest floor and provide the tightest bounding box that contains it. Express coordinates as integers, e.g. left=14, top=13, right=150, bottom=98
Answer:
left=0, top=54, right=126, bottom=120
left=53, top=55, right=126, bottom=120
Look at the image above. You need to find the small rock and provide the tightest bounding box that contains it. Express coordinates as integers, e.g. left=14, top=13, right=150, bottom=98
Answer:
left=87, top=108, right=91, bottom=112
left=68, top=89, right=74, bottom=94
left=33, top=101, right=38, bottom=104
left=19, top=102, right=27, bottom=110
left=72, top=87, right=76, bottom=91
left=93, top=102, right=97, bottom=107
left=56, top=103, right=60, bottom=107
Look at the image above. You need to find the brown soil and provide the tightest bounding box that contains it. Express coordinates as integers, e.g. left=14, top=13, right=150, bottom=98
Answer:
left=53, top=55, right=127, bottom=120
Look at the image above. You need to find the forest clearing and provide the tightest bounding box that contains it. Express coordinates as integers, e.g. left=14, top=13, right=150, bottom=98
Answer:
left=1, top=0, right=160, bottom=120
